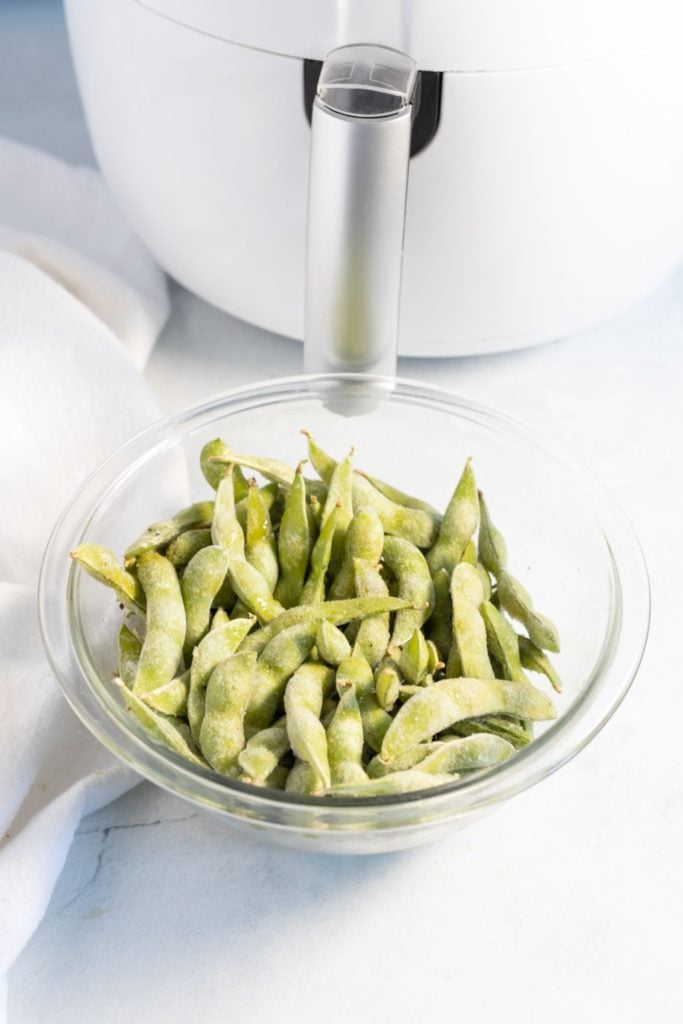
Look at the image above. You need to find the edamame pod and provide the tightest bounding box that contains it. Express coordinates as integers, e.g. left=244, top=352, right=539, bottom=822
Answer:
left=140, top=669, right=190, bottom=717
left=187, top=616, right=256, bottom=742
left=246, top=479, right=279, bottom=592
left=329, top=507, right=384, bottom=600
left=426, top=567, right=452, bottom=664
left=181, top=545, right=230, bottom=658
left=380, top=676, right=556, bottom=764
left=244, top=621, right=319, bottom=735
left=115, top=677, right=204, bottom=767
left=285, top=759, right=316, bottom=795
left=326, top=770, right=454, bottom=797
left=238, top=716, right=290, bottom=784
left=229, top=554, right=284, bottom=624
left=518, top=635, right=562, bottom=693
left=117, top=623, right=142, bottom=686
left=480, top=600, right=528, bottom=683
left=124, top=501, right=214, bottom=564
left=199, top=650, right=257, bottom=774
left=351, top=558, right=391, bottom=667
left=337, top=655, right=392, bottom=753
left=354, top=470, right=441, bottom=517
left=374, top=660, right=402, bottom=711
left=382, top=535, right=434, bottom=646
left=450, top=563, right=494, bottom=680
left=239, top=595, right=411, bottom=655
left=70, top=544, right=145, bottom=616
left=133, top=552, right=186, bottom=695
left=285, top=663, right=334, bottom=791
left=299, top=506, right=339, bottom=605
left=399, top=629, right=430, bottom=685
left=478, top=491, right=508, bottom=576
left=166, top=529, right=213, bottom=569
left=274, top=460, right=311, bottom=608
left=427, top=458, right=479, bottom=575
left=327, top=684, right=367, bottom=787
left=316, top=619, right=352, bottom=666
left=497, top=570, right=561, bottom=653
left=200, top=439, right=249, bottom=497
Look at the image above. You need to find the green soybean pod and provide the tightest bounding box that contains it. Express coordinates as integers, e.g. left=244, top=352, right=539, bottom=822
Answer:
left=316, top=619, right=352, bottom=666
left=478, top=491, right=508, bottom=577
left=211, top=608, right=230, bottom=629
left=366, top=742, right=439, bottom=778
left=327, top=684, right=368, bottom=787
left=351, top=473, right=439, bottom=549
left=238, top=595, right=411, bottom=655
left=244, top=621, right=319, bottom=735
left=208, top=444, right=296, bottom=487
left=140, top=669, right=190, bottom=717
left=411, top=733, right=515, bottom=774
left=497, top=570, right=561, bottom=653
left=337, top=654, right=391, bottom=753
left=118, top=623, right=142, bottom=686
left=351, top=558, right=390, bottom=668
left=181, top=545, right=230, bottom=659
left=399, top=629, right=430, bottom=685
left=444, top=716, right=533, bottom=750
left=320, top=449, right=354, bottom=571
left=305, top=432, right=436, bottom=545
left=518, top=635, right=563, bottom=693
left=299, top=505, right=339, bottom=605
left=374, top=660, right=402, bottom=711
left=329, top=507, right=384, bottom=601
left=284, top=663, right=335, bottom=791
left=198, top=650, right=257, bottom=774
left=302, top=429, right=336, bottom=484
left=211, top=465, right=245, bottom=558
left=354, top=469, right=441, bottom=517
left=166, top=528, right=213, bottom=569
left=285, top=759, right=316, bottom=795
left=238, top=716, right=290, bottom=784
left=70, top=544, right=146, bottom=617
left=480, top=600, right=528, bottom=683
left=275, top=460, right=311, bottom=608
left=245, top=478, right=279, bottom=593
left=381, top=535, right=434, bottom=646
left=380, top=676, right=557, bottom=764
left=308, top=494, right=323, bottom=532
left=235, top=482, right=280, bottom=532
left=124, top=501, right=215, bottom=564
left=327, top=770, right=454, bottom=797
left=228, top=558, right=284, bottom=624
left=115, top=677, right=204, bottom=767
left=200, top=439, right=249, bottom=498
left=426, top=458, right=479, bottom=576
left=187, top=616, right=256, bottom=742
left=450, top=563, right=494, bottom=680
left=133, top=552, right=186, bottom=695
left=426, top=567, right=452, bottom=664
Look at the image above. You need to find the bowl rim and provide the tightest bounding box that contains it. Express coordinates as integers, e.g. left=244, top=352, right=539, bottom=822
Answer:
left=38, top=372, right=651, bottom=821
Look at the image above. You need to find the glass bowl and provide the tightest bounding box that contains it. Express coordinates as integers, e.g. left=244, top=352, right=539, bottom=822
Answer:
left=38, top=374, right=649, bottom=854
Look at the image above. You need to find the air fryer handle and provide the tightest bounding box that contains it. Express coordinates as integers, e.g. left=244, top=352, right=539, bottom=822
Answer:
left=304, top=45, right=418, bottom=377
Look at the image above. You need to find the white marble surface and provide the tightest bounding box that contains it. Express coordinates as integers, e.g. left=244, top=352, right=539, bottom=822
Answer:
left=4, top=3, right=683, bottom=1021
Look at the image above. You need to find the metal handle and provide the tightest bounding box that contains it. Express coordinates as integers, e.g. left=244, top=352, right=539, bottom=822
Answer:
left=304, top=44, right=418, bottom=377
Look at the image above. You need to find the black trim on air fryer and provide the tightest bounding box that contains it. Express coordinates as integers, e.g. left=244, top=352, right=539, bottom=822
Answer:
left=303, top=59, right=442, bottom=158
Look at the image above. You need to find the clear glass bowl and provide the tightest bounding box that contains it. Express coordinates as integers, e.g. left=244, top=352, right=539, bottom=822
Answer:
left=38, top=374, right=650, bottom=854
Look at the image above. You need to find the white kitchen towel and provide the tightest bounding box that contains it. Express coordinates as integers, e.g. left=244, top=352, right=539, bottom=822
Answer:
left=0, top=138, right=168, bottom=1018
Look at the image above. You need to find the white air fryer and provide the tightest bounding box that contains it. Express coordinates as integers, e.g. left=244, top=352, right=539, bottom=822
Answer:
left=65, top=0, right=683, bottom=356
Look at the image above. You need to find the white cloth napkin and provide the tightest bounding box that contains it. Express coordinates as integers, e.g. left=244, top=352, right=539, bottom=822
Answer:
left=0, top=138, right=167, bottom=1015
